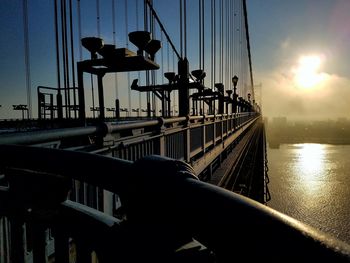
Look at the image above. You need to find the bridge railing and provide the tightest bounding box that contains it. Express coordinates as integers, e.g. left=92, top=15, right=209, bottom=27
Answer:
left=0, top=145, right=349, bottom=263
left=0, top=112, right=260, bottom=212
left=0, top=112, right=257, bottom=164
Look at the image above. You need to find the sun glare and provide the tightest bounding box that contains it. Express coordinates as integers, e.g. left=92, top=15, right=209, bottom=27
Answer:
left=294, top=55, right=326, bottom=89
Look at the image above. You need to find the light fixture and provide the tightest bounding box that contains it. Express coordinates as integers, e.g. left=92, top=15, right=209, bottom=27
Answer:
left=191, top=69, right=206, bottom=82
left=128, top=31, right=152, bottom=56
left=81, top=37, right=104, bottom=59
left=164, top=72, right=176, bottom=83
left=97, top=44, right=116, bottom=59
left=232, top=75, right=239, bottom=86
left=215, top=83, right=224, bottom=93
left=144, top=39, right=161, bottom=60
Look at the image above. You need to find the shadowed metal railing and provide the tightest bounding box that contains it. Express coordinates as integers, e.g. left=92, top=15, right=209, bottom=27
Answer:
left=0, top=145, right=350, bottom=263
left=0, top=113, right=258, bottom=176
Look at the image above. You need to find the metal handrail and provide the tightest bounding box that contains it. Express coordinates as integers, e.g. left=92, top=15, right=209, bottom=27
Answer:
left=0, top=113, right=258, bottom=146
left=0, top=145, right=350, bottom=262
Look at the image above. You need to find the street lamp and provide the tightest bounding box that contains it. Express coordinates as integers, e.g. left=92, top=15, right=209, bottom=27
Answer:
left=232, top=75, right=239, bottom=113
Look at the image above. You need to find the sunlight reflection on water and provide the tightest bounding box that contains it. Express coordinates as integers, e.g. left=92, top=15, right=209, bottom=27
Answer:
left=267, top=143, right=350, bottom=244
left=294, top=144, right=327, bottom=194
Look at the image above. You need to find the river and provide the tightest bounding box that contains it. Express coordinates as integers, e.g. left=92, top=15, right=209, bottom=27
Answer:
left=267, top=143, right=350, bottom=244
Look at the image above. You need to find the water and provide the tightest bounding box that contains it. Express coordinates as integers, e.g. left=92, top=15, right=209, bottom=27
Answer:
left=267, top=143, right=350, bottom=244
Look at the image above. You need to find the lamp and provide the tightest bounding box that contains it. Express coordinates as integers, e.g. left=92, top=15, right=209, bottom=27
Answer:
left=164, top=72, right=176, bottom=83
left=128, top=31, right=152, bottom=56
left=81, top=37, right=104, bottom=59
left=144, top=39, right=161, bottom=60
left=97, top=44, right=116, bottom=59
left=191, top=69, right=206, bottom=82
left=232, top=75, right=238, bottom=87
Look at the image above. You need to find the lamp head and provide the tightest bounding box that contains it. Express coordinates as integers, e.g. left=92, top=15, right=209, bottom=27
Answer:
left=145, top=39, right=161, bottom=60
left=191, top=69, right=206, bottom=82
left=164, top=72, right=176, bottom=83
left=97, top=44, right=116, bottom=59
left=128, top=31, right=152, bottom=55
left=215, top=83, right=224, bottom=93
left=81, top=37, right=104, bottom=59
left=232, top=75, right=239, bottom=86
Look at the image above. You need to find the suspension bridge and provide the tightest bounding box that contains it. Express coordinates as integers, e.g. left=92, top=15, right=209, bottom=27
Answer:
left=0, top=1, right=350, bottom=262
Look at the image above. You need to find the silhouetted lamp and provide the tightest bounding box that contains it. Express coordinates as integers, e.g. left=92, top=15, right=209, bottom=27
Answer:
left=215, top=83, right=224, bottom=93
left=191, top=69, right=206, bottom=82
left=81, top=37, right=104, bottom=59
left=232, top=75, right=238, bottom=92
left=164, top=72, right=176, bottom=83
left=128, top=31, right=152, bottom=56
left=145, top=39, right=161, bottom=60
left=97, top=44, right=116, bottom=59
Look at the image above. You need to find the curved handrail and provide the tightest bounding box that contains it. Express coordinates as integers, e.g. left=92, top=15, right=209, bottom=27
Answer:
left=0, top=145, right=349, bottom=262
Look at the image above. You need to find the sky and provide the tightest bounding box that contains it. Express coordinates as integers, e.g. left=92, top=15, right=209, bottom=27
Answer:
left=247, top=0, right=350, bottom=121
left=1, top=0, right=350, bottom=121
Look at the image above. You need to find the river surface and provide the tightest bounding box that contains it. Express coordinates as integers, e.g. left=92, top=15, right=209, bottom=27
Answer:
left=267, top=143, right=350, bottom=244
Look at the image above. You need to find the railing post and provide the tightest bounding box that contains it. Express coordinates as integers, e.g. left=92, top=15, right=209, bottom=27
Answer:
left=212, top=116, right=216, bottom=145
left=77, top=62, right=86, bottom=123
left=201, top=115, right=206, bottom=154
left=10, top=220, right=25, bottom=263
left=97, top=73, right=105, bottom=121
left=220, top=115, right=224, bottom=142
left=157, top=118, right=166, bottom=156
left=184, top=116, right=191, bottom=162
left=32, top=224, right=47, bottom=263
left=178, top=58, right=190, bottom=117
left=54, top=229, right=70, bottom=263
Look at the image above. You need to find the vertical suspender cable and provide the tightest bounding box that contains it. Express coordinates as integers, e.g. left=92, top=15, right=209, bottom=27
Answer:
left=202, top=0, right=205, bottom=74
left=150, top=0, right=156, bottom=115
left=60, top=0, right=68, bottom=117
left=230, top=0, right=233, bottom=83
left=136, top=0, right=141, bottom=116
left=96, top=0, right=101, bottom=37
left=144, top=0, right=150, bottom=117
left=69, top=0, right=77, bottom=118
left=219, top=0, right=222, bottom=84
left=54, top=0, right=62, bottom=119
left=184, top=0, right=187, bottom=58
left=112, top=0, right=119, bottom=101
left=160, top=31, right=165, bottom=115
left=210, top=0, right=213, bottom=89
left=125, top=0, right=131, bottom=116
left=213, top=0, right=216, bottom=86
left=225, top=0, right=229, bottom=89
left=173, top=50, right=177, bottom=115
left=23, top=0, right=32, bottom=119
left=64, top=0, right=71, bottom=118
left=198, top=0, right=201, bottom=70
left=179, top=0, right=183, bottom=58
left=77, top=0, right=82, bottom=60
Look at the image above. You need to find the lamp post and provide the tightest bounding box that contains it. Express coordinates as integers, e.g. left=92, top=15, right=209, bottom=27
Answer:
left=232, top=75, right=239, bottom=114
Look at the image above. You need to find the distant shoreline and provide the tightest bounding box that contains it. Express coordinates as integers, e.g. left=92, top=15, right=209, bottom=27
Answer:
left=268, top=138, right=350, bottom=148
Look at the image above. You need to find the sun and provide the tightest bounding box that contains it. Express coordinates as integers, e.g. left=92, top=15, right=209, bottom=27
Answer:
left=293, top=55, right=326, bottom=89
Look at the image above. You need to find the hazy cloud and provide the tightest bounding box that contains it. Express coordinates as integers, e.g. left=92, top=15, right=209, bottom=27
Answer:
left=260, top=58, right=350, bottom=121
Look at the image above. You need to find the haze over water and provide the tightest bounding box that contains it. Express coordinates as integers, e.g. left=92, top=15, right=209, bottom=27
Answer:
left=267, top=143, right=350, bottom=243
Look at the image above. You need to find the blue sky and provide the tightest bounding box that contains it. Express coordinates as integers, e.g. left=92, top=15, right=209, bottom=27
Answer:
left=1, top=0, right=350, bottom=120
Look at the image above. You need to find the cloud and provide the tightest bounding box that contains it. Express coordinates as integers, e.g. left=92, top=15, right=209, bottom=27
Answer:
left=260, top=57, right=350, bottom=120
left=280, top=38, right=290, bottom=50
